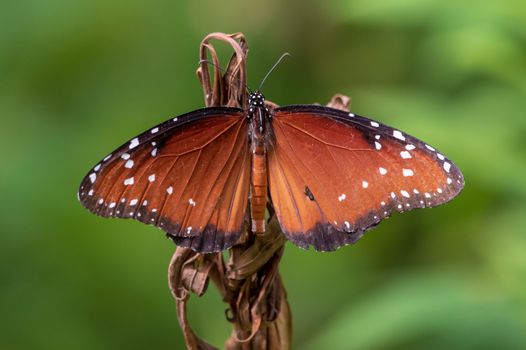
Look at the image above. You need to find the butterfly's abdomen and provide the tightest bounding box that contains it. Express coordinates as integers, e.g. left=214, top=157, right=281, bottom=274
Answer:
left=250, top=150, right=267, bottom=233
left=249, top=103, right=269, bottom=234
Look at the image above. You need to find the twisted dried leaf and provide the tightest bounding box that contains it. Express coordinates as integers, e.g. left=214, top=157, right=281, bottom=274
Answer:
left=327, top=94, right=351, bottom=111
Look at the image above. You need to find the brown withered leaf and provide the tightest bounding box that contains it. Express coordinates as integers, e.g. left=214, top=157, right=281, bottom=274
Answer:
left=327, top=93, right=351, bottom=112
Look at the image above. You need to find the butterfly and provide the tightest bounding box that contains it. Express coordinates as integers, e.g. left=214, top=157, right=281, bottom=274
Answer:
left=78, top=90, right=464, bottom=253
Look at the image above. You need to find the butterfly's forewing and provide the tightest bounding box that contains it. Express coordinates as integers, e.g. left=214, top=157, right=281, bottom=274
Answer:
left=78, top=108, right=249, bottom=253
left=268, top=105, right=464, bottom=251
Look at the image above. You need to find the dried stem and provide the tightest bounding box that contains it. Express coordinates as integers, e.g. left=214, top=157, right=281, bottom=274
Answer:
left=169, top=32, right=291, bottom=350
left=168, top=32, right=351, bottom=350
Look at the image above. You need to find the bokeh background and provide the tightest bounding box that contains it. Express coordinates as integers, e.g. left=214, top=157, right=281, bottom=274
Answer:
left=2, top=0, right=525, bottom=349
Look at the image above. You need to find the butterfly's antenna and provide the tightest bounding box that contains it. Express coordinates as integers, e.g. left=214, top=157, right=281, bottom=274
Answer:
left=198, top=59, right=253, bottom=94
left=258, top=52, right=290, bottom=92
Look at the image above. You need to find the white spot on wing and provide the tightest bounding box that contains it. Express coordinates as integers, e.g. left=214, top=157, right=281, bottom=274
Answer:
left=447, top=177, right=452, bottom=184
left=103, top=154, right=112, bottom=161
left=443, top=162, right=451, bottom=173
left=437, top=153, right=445, bottom=160
left=186, top=226, right=192, bottom=234
left=379, top=167, right=387, bottom=175
left=400, top=150, right=412, bottom=159
left=437, top=188, right=443, bottom=193
left=188, top=198, right=196, bottom=206
left=425, top=144, right=435, bottom=151
left=401, top=190, right=410, bottom=198
left=370, top=121, right=379, bottom=127
left=89, top=173, right=97, bottom=183
left=151, top=127, right=159, bottom=134
left=375, top=135, right=381, bottom=140
left=344, top=221, right=350, bottom=229
left=173, top=117, right=178, bottom=122
left=129, top=138, right=139, bottom=149
left=88, top=190, right=94, bottom=196
left=142, top=200, right=148, bottom=206
left=151, top=148, right=158, bottom=157
left=338, top=193, right=346, bottom=202
left=362, top=181, right=369, bottom=188
left=121, top=153, right=130, bottom=160
left=130, top=199, right=138, bottom=206
left=405, top=144, right=416, bottom=151
left=98, top=198, right=103, bottom=204
left=348, top=113, right=355, bottom=117
left=425, top=192, right=431, bottom=198
left=393, top=130, right=406, bottom=141
left=94, top=164, right=101, bottom=171
left=109, top=202, right=116, bottom=208
left=148, top=174, right=156, bottom=182
left=375, top=141, right=382, bottom=150
left=402, top=168, right=414, bottom=177
left=166, top=186, right=173, bottom=194
left=125, top=159, right=134, bottom=168
left=124, top=177, right=134, bottom=186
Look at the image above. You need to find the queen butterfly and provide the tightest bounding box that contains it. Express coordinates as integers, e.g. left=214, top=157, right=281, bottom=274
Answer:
left=78, top=90, right=464, bottom=253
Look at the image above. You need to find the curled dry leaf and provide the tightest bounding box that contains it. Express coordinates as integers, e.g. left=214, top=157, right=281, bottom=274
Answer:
left=326, top=94, right=351, bottom=112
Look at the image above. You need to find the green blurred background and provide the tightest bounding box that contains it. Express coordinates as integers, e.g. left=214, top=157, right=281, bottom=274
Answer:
left=1, top=0, right=525, bottom=349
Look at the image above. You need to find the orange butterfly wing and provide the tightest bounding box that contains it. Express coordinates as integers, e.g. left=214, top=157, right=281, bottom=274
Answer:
left=78, top=108, right=249, bottom=252
left=268, top=106, right=464, bottom=251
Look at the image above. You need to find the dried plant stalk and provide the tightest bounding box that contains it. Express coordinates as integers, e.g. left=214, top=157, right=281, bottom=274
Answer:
left=168, top=32, right=351, bottom=350
left=169, top=32, right=291, bottom=350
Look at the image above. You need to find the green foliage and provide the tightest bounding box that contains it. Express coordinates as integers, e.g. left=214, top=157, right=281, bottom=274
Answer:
left=1, top=0, right=525, bottom=349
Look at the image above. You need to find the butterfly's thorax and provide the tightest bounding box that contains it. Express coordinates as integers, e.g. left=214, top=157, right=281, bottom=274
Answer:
left=248, top=92, right=269, bottom=234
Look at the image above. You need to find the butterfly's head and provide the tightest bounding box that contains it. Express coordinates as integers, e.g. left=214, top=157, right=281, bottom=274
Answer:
left=249, top=92, right=265, bottom=106
left=248, top=92, right=266, bottom=114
